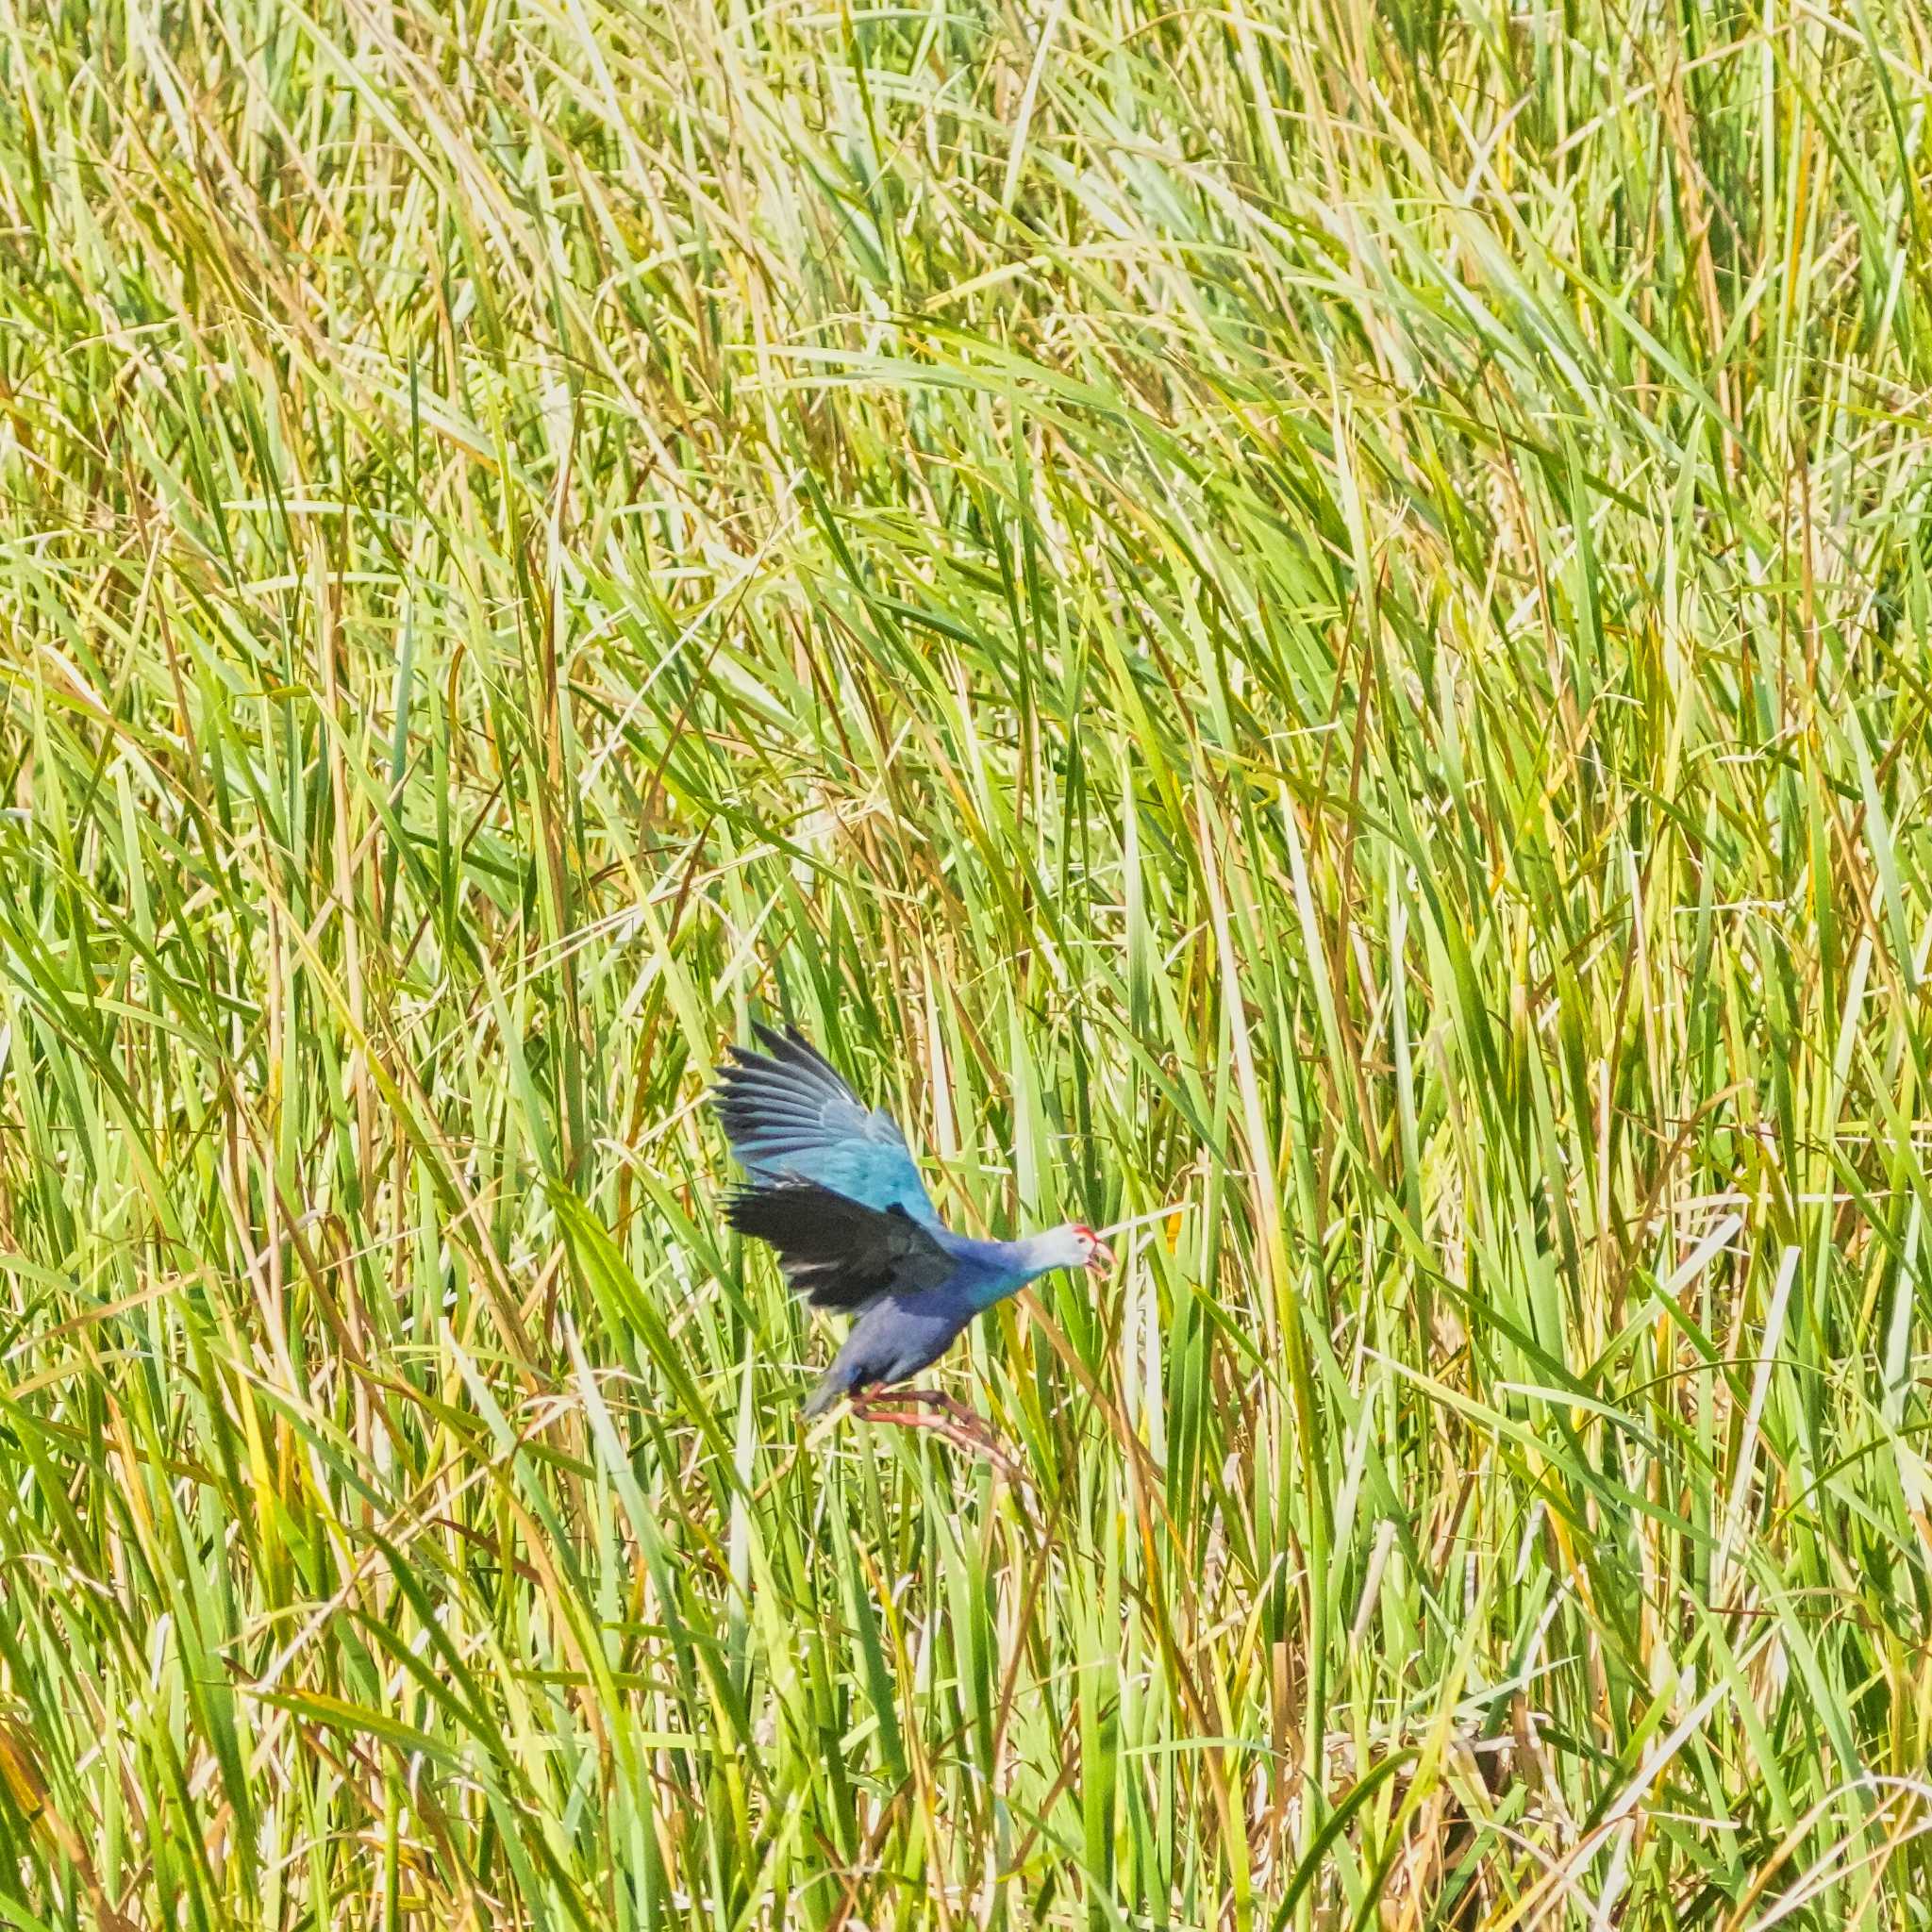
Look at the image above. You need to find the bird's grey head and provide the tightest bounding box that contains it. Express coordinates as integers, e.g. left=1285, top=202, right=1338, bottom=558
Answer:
left=1030, top=1222, right=1116, bottom=1277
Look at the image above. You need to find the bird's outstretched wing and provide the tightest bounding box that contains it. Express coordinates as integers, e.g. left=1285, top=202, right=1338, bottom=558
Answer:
left=724, top=1182, right=953, bottom=1311
left=713, top=1022, right=941, bottom=1230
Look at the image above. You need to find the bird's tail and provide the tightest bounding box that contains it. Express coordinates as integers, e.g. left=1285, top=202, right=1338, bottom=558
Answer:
left=800, top=1367, right=851, bottom=1420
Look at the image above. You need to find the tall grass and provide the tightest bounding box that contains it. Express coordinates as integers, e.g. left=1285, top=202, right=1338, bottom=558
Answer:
left=2, top=0, right=1930, bottom=1924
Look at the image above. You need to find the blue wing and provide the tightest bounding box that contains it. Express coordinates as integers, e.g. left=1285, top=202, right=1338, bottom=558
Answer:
left=712, top=1023, right=943, bottom=1231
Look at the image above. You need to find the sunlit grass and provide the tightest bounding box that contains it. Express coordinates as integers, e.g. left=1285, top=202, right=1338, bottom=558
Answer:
left=2, top=0, right=1931, bottom=1925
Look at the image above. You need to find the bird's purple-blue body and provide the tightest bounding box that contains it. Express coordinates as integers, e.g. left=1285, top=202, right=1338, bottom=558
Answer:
left=714, top=1023, right=1112, bottom=1420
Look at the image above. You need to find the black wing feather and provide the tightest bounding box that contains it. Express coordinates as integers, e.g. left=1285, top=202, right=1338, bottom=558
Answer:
left=724, top=1180, right=953, bottom=1311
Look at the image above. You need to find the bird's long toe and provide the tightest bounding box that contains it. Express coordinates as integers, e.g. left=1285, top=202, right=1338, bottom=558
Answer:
left=851, top=1394, right=1024, bottom=1480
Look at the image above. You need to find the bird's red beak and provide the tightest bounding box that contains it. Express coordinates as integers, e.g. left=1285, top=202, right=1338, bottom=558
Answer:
left=1088, top=1239, right=1116, bottom=1274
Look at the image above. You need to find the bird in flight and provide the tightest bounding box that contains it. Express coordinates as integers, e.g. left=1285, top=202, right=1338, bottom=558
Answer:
left=713, top=1022, right=1114, bottom=1465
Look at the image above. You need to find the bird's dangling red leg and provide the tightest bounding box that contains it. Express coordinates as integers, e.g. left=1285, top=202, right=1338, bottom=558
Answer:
left=890, top=1388, right=1004, bottom=1440
left=850, top=1391, right=1024, bottom=1481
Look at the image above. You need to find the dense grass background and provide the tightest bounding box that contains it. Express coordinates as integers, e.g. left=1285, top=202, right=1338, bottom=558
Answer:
left=2, top=0, right=1930, bottom=1925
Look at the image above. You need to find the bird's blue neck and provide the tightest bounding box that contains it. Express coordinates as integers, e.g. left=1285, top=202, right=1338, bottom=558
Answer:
left=943, top=1230, right=1066, bottom=1310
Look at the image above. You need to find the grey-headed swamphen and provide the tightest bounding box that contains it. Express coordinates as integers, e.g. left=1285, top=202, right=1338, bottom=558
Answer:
left=714, top=1022, right=1113, bottom=1461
